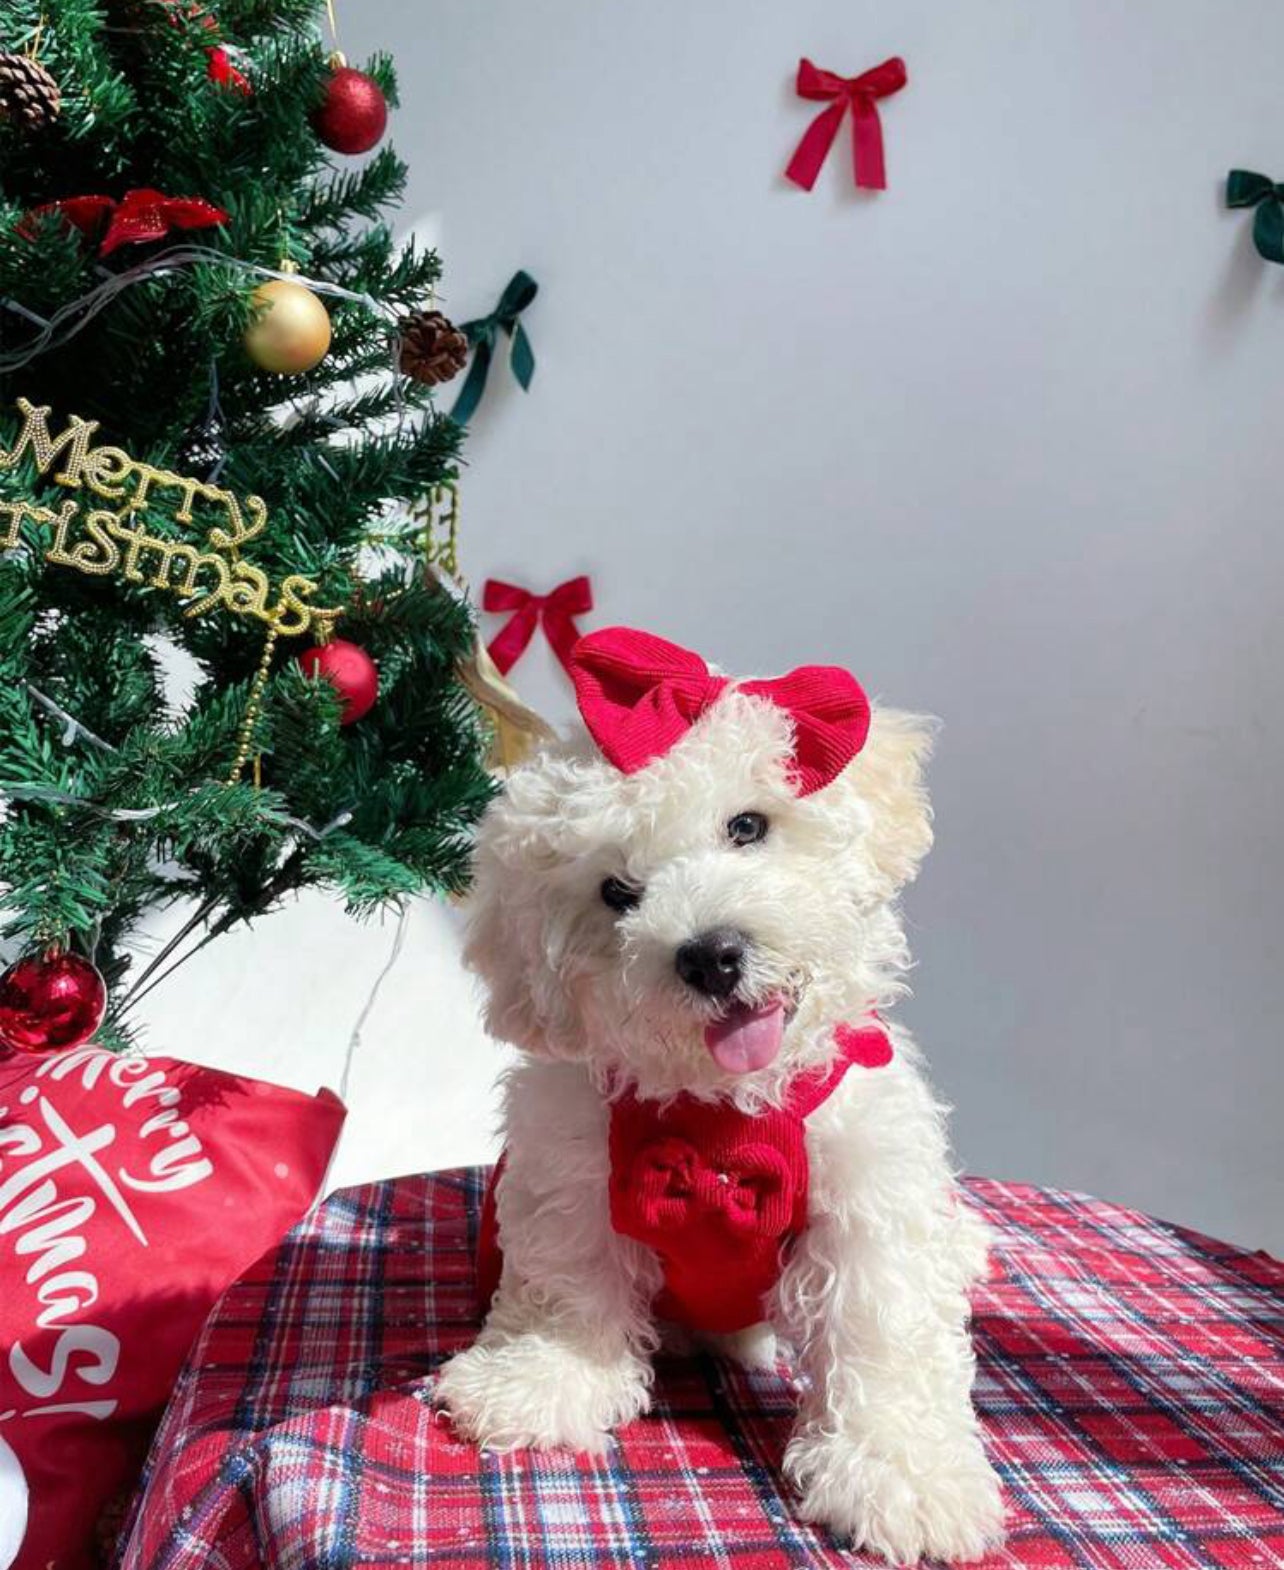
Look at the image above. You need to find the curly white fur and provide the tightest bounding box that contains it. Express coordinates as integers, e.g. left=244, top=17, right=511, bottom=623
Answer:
left=437, top=686, right=1004, bottom=1565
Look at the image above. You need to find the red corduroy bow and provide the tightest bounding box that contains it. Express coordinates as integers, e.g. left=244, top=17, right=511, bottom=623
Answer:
left=569, top=627, right=870, bottom=797
left=785, top=56, right=908, bottom=192
left=483, top=576, right=593, bottom=675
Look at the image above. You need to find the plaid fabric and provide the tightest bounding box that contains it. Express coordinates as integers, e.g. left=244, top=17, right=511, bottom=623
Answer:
left=119, top=1173, right=1284, bottom=1570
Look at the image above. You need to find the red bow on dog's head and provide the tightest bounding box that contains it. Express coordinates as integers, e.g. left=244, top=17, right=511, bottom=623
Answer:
left=568, top=627, right=870, bottom=797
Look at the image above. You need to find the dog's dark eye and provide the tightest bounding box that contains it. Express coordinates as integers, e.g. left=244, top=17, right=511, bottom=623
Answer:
left=727, top=811, right=769, bottom=847
left=601, top=876, right=642, bottom=913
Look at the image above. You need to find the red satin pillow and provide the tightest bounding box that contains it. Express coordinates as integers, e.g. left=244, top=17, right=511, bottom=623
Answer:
left=0, top=1047, right=345, bottom=1570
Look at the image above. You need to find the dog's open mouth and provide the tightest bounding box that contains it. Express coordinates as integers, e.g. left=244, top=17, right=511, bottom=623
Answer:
left=703, top=996, right=792, bottom=1075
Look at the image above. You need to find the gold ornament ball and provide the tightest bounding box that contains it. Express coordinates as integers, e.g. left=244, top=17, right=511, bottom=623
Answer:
left=243, top=278, right=332, bottom=374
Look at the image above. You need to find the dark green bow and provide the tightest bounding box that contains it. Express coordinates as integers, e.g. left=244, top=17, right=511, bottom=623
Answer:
left=1227, top=170, right=1284, bottom=263
left=450, top=270, right=538, bottom=425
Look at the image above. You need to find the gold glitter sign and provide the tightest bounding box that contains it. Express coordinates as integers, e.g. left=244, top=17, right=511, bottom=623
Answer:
left=0, top=397, right=341, bottom=638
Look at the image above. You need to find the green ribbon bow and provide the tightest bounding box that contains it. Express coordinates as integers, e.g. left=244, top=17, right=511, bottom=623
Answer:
left=450, top=270, right=538, bottom=426
left=1227, top=170, right=1284, bottom=264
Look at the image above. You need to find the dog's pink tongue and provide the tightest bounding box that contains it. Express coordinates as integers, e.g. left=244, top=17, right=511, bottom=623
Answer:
left=704, top=999, right=787, bottom=1075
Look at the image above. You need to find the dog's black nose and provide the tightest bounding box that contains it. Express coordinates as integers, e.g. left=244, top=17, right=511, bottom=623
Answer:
left=675, top=928, right=747, bottom=999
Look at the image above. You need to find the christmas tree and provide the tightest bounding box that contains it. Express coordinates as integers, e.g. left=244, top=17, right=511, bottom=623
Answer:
left=0, top=0, right=494, bottom=1052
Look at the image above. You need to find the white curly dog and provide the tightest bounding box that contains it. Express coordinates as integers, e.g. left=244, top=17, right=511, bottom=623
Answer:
left=438, top=627, right=1004, bottom=1565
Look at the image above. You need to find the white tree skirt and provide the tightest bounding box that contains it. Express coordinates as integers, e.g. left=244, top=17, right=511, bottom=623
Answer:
left=137, top=893, right=511, bottom=1192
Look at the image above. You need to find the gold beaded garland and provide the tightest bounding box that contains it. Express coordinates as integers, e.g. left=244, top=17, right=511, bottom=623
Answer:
left=227, top=623, right=282, bottom=785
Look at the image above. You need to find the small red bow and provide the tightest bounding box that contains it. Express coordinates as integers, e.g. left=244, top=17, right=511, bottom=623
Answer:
left=20, top=188, right=228, bottom=256
left=785, top=56, right=908, bottom=192
left=482, top=576, right=593, bottom=676
left=634, top=1138, right=794, bottom=1237
left=569, top=627, right=871, bottom=797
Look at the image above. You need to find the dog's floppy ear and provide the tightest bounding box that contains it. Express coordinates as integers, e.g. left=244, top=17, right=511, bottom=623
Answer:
left=463, top=853, right=550, bottom=1052
left=462, top=752, right=584, bottom=1055
left=845, top=706, right=935, bottom=896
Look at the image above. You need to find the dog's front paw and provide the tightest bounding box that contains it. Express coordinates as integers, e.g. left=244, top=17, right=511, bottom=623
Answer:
left=436, top=1334, right=651, bottom=1454
left=785, top=1426, right=1003, bottom=1565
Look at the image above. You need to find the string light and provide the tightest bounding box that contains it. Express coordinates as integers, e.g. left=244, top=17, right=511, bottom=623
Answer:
left=7, top=688, right=355, bottom=842
left=0, top=244, right=397, bottom=375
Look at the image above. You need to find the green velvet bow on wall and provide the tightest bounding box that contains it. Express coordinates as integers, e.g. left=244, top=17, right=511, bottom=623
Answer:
left=450, top=270, right=538, bottom=426
left=1227, top=170, right=1284, bottom=264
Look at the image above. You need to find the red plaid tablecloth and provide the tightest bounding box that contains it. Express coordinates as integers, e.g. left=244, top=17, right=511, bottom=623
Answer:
left=120, top=1172, right=1284, bottom=1570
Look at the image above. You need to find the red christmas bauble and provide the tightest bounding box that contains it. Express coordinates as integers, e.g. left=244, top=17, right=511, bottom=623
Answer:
left=311, top=65, right=388, bottom=155
left=0, top=950, right=108, bottom=1056
left=297, top=638, right=379, bottom=725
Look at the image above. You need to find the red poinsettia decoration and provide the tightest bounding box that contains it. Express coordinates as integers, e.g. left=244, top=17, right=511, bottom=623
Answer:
left=28, top=194, right=115, bottom=236
left=20, top=188, right=228, bottom=255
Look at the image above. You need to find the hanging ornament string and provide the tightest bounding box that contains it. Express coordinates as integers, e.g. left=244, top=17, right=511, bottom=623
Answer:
left=784, top=56, right=908, bottom=192
left=178, top=358, right=228, bottom=481
left=451, top=271, right=538, bottom=426
left=0, top=244, right=393, bottom=374
left=482, top=575, right=592, bottom=675
left=1226, top=170, right=1284, bottom=264
left=337, top=902, right=408, bottom=1105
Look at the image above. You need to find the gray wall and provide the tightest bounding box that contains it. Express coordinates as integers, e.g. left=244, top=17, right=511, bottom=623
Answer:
left=352, top=0, right=1282, bottom=1251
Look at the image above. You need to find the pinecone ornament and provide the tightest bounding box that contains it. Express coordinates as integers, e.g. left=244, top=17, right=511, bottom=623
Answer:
left=0, top=51, right=62, bottom=132
left=398, top=309, right=469, bottom=387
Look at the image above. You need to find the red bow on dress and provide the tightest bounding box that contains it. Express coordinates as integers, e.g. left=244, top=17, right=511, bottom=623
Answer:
left=568, top=627, right=870, bottom=797
left=21, top=189, right=228, bottom=256
left=633, top=1138, right=794, bottom=1238
left=785, top=56, right=908, bottom=192
left=482, top=576, right=593, bottom=676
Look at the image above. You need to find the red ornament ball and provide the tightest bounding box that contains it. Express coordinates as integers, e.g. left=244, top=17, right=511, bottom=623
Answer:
left=297, top=638, right=379, bottom=725
left=311, top=65, right=388, bottom=155
left=0, top=950, right=108, bottom=1056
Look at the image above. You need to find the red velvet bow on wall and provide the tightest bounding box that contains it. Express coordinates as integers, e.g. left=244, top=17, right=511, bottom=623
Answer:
left=482, top=576, right=593, bottom=676
left=785, top=56, right=909, bottom=192
left=569, top=627, right=871, bottom=796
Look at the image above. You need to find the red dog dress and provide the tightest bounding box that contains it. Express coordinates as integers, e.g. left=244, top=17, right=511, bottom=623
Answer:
left=477, top=1023, right=891, bottom=1331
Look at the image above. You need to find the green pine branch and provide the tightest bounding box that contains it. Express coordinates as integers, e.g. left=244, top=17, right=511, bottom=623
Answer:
left=0, top=0, right=495, bottom=1047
